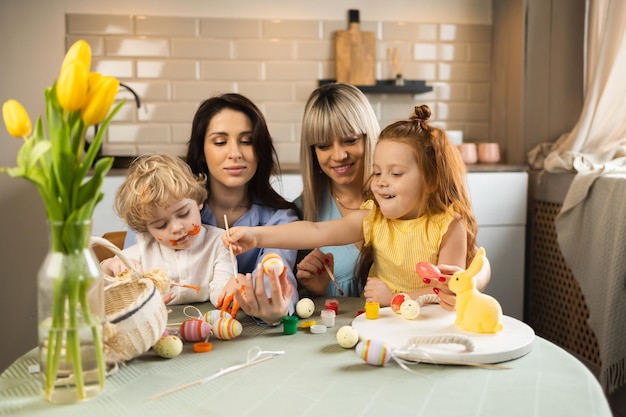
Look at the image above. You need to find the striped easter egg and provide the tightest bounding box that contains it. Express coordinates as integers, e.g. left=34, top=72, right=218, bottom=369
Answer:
left=355, top=340, right=392, bottom=366
left=179, top=318, right=211, bottom=342
left=212, top=317, right=243, bottom=340
left=205, top=309, right=232, bottom=325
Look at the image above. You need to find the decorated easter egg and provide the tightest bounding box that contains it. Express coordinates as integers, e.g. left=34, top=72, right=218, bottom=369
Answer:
left=262, top=252, right=284, bottom=276
left=400, top=299, right=421, bottom=320
left=205, top=309, right=232, bottom=325
left=355, top=340, right=392, bottom=366
left=415, top=261, right=441, bottom=280
left=390, top=293, right=411, bottom=314
left=296, top=297, right=315, bottom=318
left=153, top=335, right=183, bottom=359
left=336, top=325, right=359, bottom=349
left=179, top=318, right=212, bottom=342
left=212, top=317, right=243, bottom=340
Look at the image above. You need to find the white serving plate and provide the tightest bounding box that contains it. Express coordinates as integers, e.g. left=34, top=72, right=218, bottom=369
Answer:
left=351, top=305, right=534, bottom=364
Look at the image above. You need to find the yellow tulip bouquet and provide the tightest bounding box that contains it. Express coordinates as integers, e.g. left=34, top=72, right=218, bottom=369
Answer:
left=1, top=40, right=123, bottom=402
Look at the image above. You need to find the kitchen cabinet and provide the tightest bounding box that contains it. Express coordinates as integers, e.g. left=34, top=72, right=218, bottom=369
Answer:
left=95, top=170, right=528, bottom=320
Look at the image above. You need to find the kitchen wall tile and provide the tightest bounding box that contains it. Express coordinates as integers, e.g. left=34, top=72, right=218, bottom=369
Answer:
left=382, top=22, right=438, bottom=41
left=120, top=81, right=170, bottom=101
left=200, top=61, right=261, bottom=80
left=322, top=20, right=345, bottom=40
left=267, top=123, right=295, bottom=144
left=468, top=83, right=490, bottom=102
left=135, top=16, right=198, bottom=37
left=263, top=19, right=320, bottom=39
left=110, top=102, right=137, bottom=122
left=102, top=143, right=138, bottom=156
left=438, top=63, right=490, bottom=82
left=107, top=125, right=170, bottom=143
left=200, top=18, right=262, bottom=39
left=92, top=59, right=134, bottom=78
left=265, top=62, right=319, bottom=81
left=171, top=125, right=192, bottom=144
left=440, top=24, right=491, bottom=42
left=237, top=82, right=294, bottom=102
left=138, top=103, right=198, bottom=123
left=106, top=38, right=170, bottom=57
left=137, top=60, right=198, bottom=79
left=438, top=44, right=468, bottom=62
left=66, top=35, right=104, bottom=56
left=173, top=81, right=235, bottom=101
left=137, top=144, right=188, bottom=157
left=402, top=62, right=437, bottom=81
left=295, top=82, right=320, bottom=101
left=171, top=38, right=231, bottom=59
left=274, top=142, right=301, bottom=165
left=464, top=122, right=490, bottom=140
left=265, top=102, right=307, bottom=123
left=66, top=14, right=133, bottom=35
left=296, top=40, right=334, bottom=60
left=437, top=102, right=489, bottom=121
left=413, top=43, right=437, bottom=61
left=235, top=40, right=295, bottom=60
left=432, top=82, right=467, bottom=101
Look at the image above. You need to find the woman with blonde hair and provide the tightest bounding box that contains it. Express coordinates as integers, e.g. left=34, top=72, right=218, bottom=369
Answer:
left=294, top=83, right=380, bottom=297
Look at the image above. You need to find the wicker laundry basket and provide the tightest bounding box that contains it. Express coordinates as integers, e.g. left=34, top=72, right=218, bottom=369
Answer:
left=91, top=236, right=168, bottom=365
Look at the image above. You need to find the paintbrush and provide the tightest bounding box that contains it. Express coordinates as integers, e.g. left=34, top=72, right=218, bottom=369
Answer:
left=323, top=263, right=344, bottom=296
left=223, top=214, right=238, bottom=278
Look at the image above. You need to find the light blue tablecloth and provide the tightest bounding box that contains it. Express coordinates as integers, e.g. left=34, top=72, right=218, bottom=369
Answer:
left=0, top=297, right=612, bottom=417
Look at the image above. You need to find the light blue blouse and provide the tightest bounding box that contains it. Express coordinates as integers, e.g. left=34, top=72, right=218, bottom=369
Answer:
left=294, top=189, right=362, bottom=297
left=124, top=203, right=300, bottom=316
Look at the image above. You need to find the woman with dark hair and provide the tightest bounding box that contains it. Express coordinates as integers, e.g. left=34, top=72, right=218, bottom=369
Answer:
left=125, top=93, right=300, bottom=325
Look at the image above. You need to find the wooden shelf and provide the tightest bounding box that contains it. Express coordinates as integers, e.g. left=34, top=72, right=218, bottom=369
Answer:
left=318, top=79, right=433, bottom=95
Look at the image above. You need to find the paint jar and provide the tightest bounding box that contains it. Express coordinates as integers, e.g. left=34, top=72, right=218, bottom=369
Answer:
left=365, top=301, right=380, bottom=320
left=325, top=299, right=339, bottom=315
left=320, top=309, right=336, bottom=327
left=282, top=315, right=298, bottom=335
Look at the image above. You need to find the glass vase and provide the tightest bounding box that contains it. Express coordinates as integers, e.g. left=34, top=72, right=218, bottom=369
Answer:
left=37, top=220, right=106, bottom=403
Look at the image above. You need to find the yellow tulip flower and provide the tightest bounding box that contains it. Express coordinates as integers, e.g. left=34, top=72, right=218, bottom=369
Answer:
left=81, top=76, right=120, bottom=126
left=2, top=99, right=32, bottom=138
left=61, top=40, right=92, bottom=74
left=56, top=60, right=88, bottom=112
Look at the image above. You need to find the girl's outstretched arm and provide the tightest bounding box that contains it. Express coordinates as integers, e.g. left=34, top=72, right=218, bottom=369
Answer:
left=223, top=209, right=368, bottom=255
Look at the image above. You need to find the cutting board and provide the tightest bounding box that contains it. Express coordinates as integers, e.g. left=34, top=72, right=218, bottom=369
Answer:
left=352, top=306, right=535, bottom=364
left=335, top=10, right=376, bottom=86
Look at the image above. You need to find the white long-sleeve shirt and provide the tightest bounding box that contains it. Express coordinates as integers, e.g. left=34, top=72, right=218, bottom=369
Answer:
left=122, top=224, right=232, bottom=307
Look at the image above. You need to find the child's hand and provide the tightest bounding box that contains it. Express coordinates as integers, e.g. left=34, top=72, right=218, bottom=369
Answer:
left=363, top=277, right=393, bottom=307
left=217, top=274, right=245, bottom=318
left=100, top=257, right=143, bottom=277
left=221, top=226, right=257, bottom=255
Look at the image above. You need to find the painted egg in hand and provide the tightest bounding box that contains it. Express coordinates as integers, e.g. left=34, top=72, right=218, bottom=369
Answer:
left=153, top=335, right=183, bottom=358
left=336, top=325, right=359, bottom=349
left=400, top=299, right=421, bottom=320
left=355, top=340, right=392, bottom=366
left=212, top=317, right=243, bottom=340
left=262, top=252, right=284, bottom=276
left=415, top=262, right=441, bottom=280
left=205, top=309, right=232, bottom=325
left=179, top=318, right=212, bottom=342
left=390, top=293, right=411, bottom=314
left=296, top=297, right=315, bottom=318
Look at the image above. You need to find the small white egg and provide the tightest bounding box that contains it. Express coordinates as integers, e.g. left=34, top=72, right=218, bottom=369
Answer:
left=336, top=325, right=360, bottom=349
left=153, top=335, right=183, bottom=359
left=400, top=299, right=421, bottom=320
left=296, top=298, right=315, bottom=318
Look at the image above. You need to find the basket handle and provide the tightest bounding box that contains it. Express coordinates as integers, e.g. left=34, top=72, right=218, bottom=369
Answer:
left=90, top=236, right=139, bottom=275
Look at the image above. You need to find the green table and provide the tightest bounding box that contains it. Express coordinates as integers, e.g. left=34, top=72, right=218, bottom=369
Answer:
left=0, top=297, right=612, bottom=417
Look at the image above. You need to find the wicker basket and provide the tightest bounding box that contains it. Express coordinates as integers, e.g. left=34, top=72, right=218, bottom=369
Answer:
left=91, top=236, right=168, bottom=365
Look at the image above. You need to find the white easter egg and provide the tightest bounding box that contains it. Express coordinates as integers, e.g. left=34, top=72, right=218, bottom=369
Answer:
left=355, top=340, right=392, bottom=366
left=400, top=299, right=421, bottom=320
left=296, top=298, right=315, bottom=318
left=212, top=317, right=243, bottom=340
left=336, top=325, right=359, bottom=349
left=153, top=335, right=183, bottom=359
left=205, top=309, right=232, bottom=325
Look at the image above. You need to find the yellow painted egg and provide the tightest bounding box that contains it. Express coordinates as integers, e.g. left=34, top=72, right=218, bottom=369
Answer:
left=153, top=335, right=183, bottom=359
left=262, top=252, right=284, bottom=276
left=400, top=299, right=421, bottom=320
left=336, top=325, right=360, bottom=349
left=296, top=297, right=315, bottom=318
left=212, top=317, right=243, bottom=340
